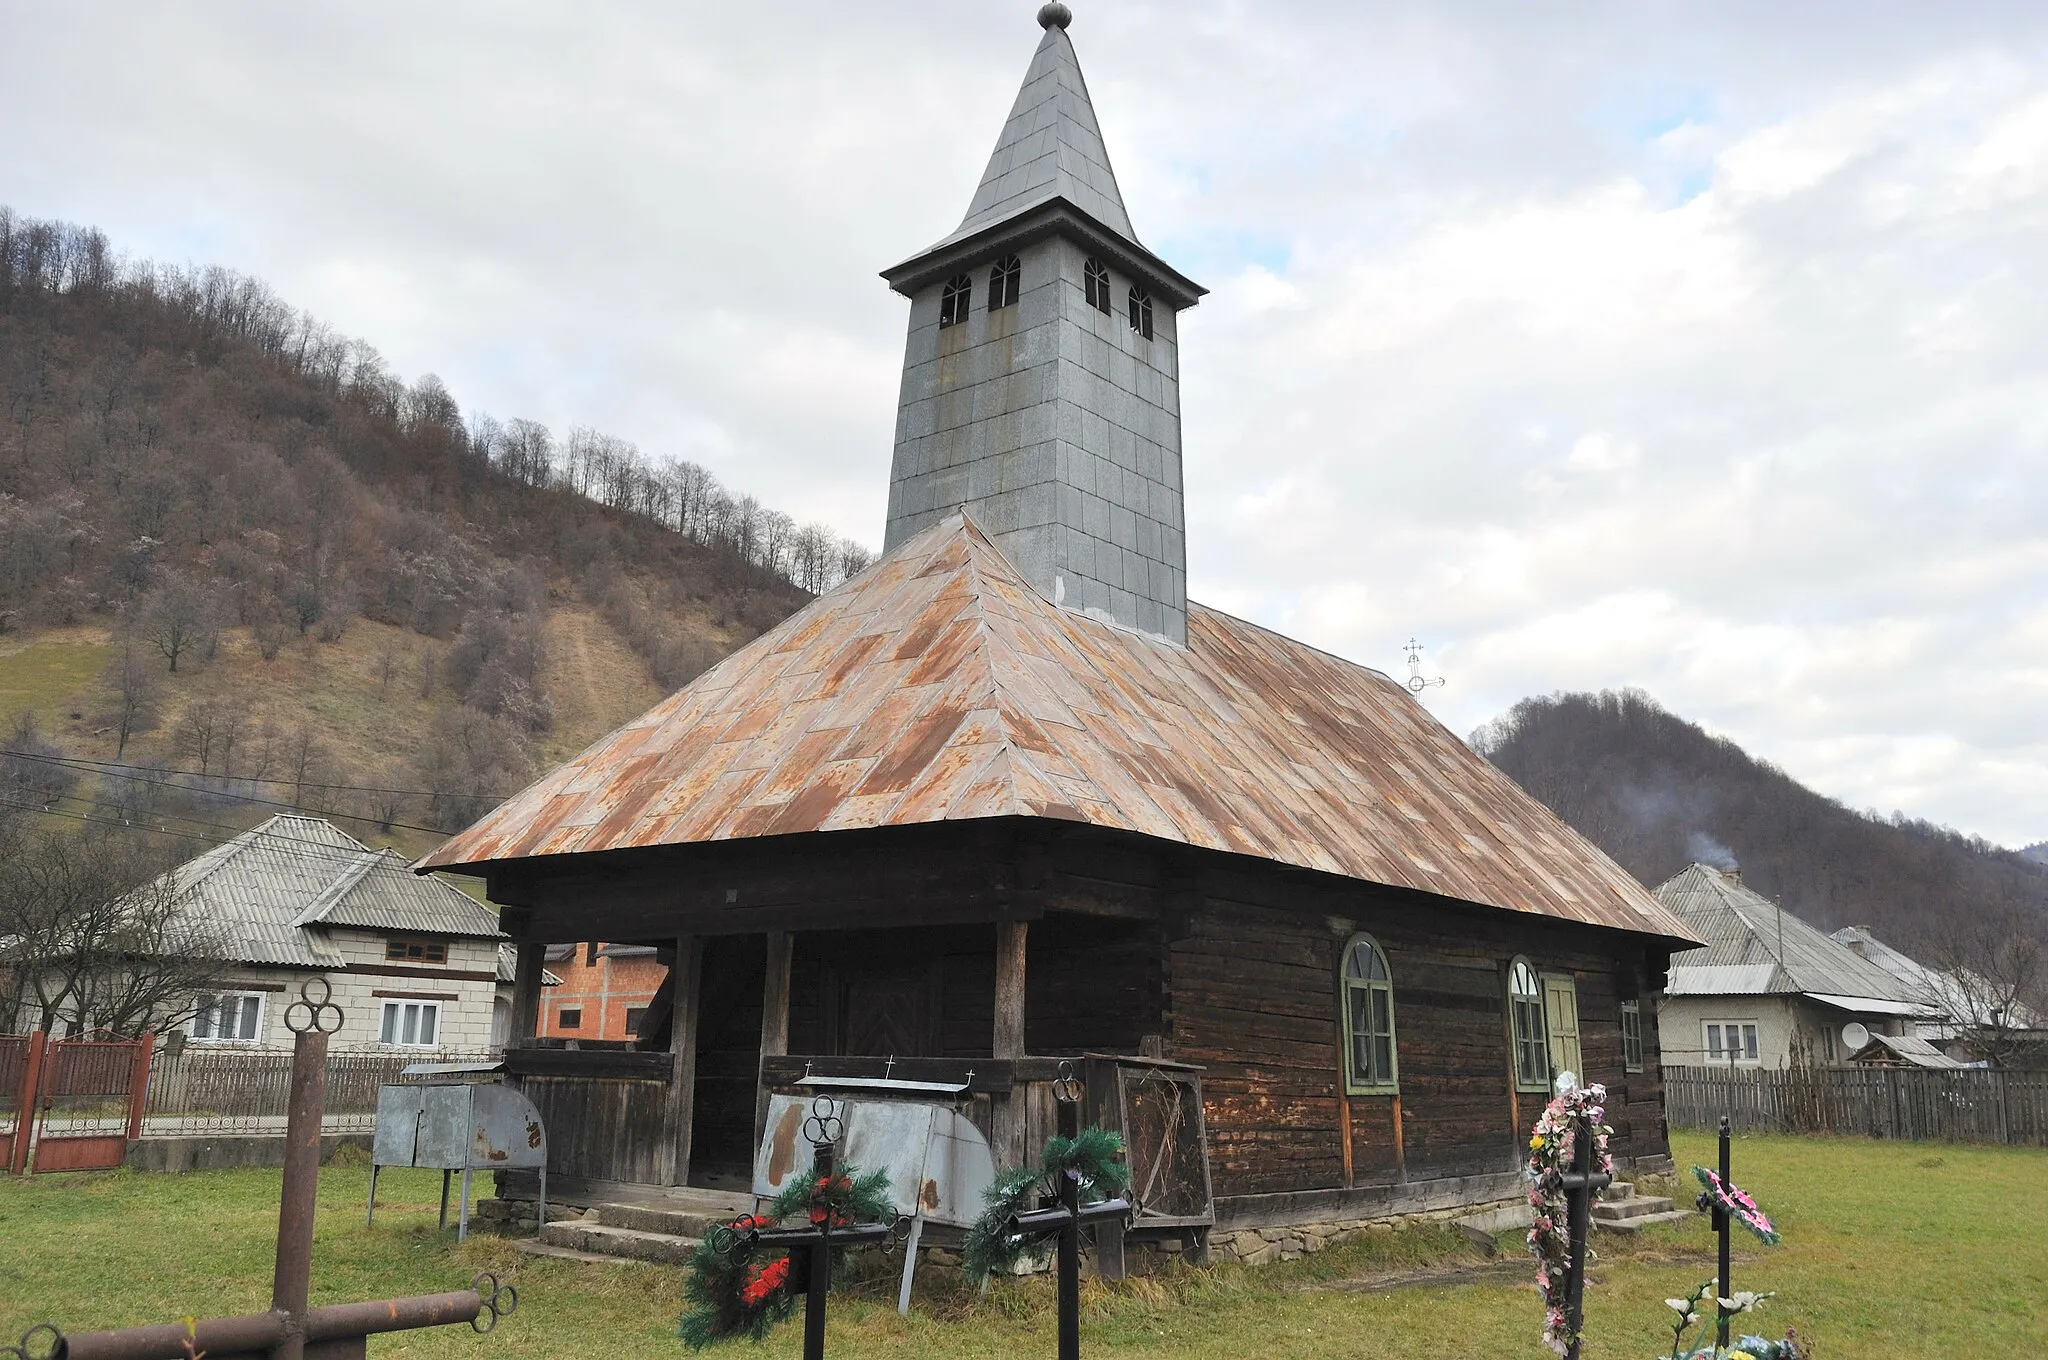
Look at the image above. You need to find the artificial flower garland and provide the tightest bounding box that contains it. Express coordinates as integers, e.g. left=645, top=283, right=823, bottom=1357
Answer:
left=679, top=1162, right=894, bottom=1349
left=1693, top=1166, right=1780, bottom=1244
left=1524, top=1080, right=1613, bottom=1358
left=962, top=1123, right=1131, bottom=1281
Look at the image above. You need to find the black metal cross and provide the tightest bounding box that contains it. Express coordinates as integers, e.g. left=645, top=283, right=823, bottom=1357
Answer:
left=1540, top=1106, right=1612, bottom=1360
left=1002, top=1065, right=1131, bottom=1360
left=1714, top=1115, right=1733, bottom=1351
left=714, top=1097, right=902, bottom=1360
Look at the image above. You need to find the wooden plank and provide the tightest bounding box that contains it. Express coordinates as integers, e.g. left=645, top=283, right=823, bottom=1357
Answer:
left=755, top=929, right=793, bottom=1156
left=665, top=935, right=704, bottom=1187
left=994, top=921, right=1028, bottom=1058
left=504, top=1048, right=674, bottom=1079
left=509, top=942, right=545, bottom=1048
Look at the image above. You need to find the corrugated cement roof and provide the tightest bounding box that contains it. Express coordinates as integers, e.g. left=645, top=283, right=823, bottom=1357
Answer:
left=160, top=815, right=501, bottom=967
left=422, top=514, right=1692, bottom=942
left=1654, top=863, right=1922, bottom=1005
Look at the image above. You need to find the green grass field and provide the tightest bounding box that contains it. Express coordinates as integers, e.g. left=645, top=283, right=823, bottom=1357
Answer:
left=1, top=1132, right=2041, bottom=1358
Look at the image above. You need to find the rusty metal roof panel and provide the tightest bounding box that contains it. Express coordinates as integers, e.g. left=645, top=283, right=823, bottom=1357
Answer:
left=420, top=513, right=1694, bottom=941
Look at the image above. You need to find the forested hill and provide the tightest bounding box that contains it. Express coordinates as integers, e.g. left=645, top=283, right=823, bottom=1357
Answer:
left=0, top=207, right=852, bottom=855
left=1473, top=690, right=2048, bottom=954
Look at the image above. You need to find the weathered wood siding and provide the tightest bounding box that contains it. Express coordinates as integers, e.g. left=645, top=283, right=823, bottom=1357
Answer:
left=1154, top=863, right=1669, bottom=1199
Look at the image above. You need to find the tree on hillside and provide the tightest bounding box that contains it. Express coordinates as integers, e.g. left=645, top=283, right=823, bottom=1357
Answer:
left=1926, top=896, right=2047, bottom=1068
left=98, top=644, right=161, bottom=757
left=131, top=573, right=215, bottom=673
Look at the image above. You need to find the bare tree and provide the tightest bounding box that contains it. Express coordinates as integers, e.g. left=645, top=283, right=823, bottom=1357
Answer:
left=0, top=829, right=230, bottom=1037
left=98, top=645, right=162, bottom=757
left=1925, top=896, right=2048, bottom=1068
left=131, top=573, right=215, bottom=673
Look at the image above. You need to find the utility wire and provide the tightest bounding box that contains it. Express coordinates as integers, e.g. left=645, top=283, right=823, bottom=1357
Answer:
left=2, top=748, right=494, bottom=839
left=4, top=748, right=512, bottom=800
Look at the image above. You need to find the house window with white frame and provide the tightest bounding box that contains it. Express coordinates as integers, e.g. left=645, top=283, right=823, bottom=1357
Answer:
left=190, top=992, right=265, bottom=1043
left=380, top=1000, right=441, bottom=1047
left=1705, top=1020, right=1759, bottom=1065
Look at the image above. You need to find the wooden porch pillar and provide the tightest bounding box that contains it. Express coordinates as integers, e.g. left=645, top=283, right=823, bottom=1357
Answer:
left=663, top=935, right=704, bottom=1187
left=509, top=942, right=545, bottom=1047
left=993, top=921, right=1028, bottom=1168
left=754, top=930, right=793, bottom=1158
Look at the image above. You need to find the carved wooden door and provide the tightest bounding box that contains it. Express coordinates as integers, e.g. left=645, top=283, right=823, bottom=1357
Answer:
left=840, top=967, right=935, bottom=1057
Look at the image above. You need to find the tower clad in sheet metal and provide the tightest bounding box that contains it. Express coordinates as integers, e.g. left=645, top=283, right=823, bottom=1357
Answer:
left=880, top=6, right=1206, bottom=644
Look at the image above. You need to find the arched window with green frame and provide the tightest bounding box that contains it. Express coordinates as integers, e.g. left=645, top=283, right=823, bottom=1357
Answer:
left=1339, top=934, right=1398, bottom=1094
left=1508, top=956, right=1550, bottom=1092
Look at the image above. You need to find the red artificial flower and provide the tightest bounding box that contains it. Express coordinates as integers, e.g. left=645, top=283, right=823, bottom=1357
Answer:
left=740, top=1256, right=790, bottom=1307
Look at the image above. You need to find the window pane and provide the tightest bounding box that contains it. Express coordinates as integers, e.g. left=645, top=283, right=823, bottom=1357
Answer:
left=194, top=998, right=214, bottom=1039
left=380, top=1004, right=397, bottom=1045
left=1744, top=1026, right=1758, bottom=1059
left=1369, top=986, right=1391, bottom=1036
left=401, top=1005, right=419, bottom=1046
left=238, top=998, right=259, bottom=1041
left=419, top=1005, right=437, bottom=1046
left=1707, top=1024, right=1722, bottom=1057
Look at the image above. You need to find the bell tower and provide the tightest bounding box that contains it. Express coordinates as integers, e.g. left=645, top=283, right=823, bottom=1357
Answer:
left=881, top=3, right=1205, bottom=643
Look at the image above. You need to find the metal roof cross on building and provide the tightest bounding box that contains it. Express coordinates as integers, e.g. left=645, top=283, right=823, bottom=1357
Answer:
left=1405, top=639, right=1446, bottom=694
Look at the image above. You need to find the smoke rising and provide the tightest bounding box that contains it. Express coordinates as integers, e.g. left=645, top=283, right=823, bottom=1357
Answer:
left=1686, top=831, right=1739, bottom=871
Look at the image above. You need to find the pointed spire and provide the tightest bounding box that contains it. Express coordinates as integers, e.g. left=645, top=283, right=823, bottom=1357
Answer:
left=941, top=10, right=1138, bottom=249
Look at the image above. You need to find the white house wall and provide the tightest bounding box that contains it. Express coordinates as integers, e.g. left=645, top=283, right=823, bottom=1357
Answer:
left=191, top=928, right=498, bottom=1051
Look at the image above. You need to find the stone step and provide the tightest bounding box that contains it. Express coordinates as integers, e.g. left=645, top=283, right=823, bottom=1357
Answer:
left=515, top=1238, right=656, bottom=1266
left=593, top=1202, right=738, bottom=1239
left=1592, top=1195, right=1676, bottom=1221
left=1595, top=1208, right=1697, bottom=1235
left=1601, top=1181, right=1635, bottom=1202
left=539, top=1220, right=701, bottom=1265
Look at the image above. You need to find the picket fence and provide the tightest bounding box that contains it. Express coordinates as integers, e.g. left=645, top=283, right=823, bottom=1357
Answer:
left=1665, top=1064, right=2048, bottom=1145
left=141, top=1044, right=496, bottom=1135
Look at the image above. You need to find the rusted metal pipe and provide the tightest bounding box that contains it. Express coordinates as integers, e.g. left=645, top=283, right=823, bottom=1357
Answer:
left=58, top=1310, right=287, bottom=1360
left=271, top=1026, right=329, bottom=1360
left=303, top=1291, right=483, bottom=1339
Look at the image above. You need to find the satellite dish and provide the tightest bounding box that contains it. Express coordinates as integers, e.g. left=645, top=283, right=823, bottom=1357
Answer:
left=1841, top=1021, right=1870, bottom=1053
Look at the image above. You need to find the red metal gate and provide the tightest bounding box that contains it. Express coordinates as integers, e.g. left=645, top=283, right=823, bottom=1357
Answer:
left=28, top=1034, right=152, bottom=1173
left=0, top=1032, right=45, bottom=1174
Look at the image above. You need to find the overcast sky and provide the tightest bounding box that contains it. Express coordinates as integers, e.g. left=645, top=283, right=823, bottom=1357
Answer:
left=4, top=1, right=2045, bottom=847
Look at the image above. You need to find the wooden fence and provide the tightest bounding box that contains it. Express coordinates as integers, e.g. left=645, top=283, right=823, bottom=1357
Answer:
left=143, top=1045, right=496, bottom=1135
left=1666, top=1065, right=2048, bottom=1145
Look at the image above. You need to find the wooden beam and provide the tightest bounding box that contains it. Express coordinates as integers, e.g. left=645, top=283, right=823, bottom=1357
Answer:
left=994, top=921, right=1028, bottom=1058
left=663, top=935, right=704, bottom=1187
left=509, top=943, right=545, bottom=1048
left=754, top=930, right=793, bottom=1157
left=992, top=921, right=1029, bottom=1169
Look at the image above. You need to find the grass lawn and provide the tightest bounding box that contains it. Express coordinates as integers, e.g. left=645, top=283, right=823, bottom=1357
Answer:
left=1, top=1132, right=2043, bottom=1358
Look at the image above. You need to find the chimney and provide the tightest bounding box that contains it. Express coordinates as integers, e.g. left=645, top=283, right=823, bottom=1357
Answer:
left=1722, top=866, right=1742, bottom=886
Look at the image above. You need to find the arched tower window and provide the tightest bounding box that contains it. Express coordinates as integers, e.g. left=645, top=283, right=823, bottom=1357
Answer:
left=1084, top=258, right=1112, bottom=315
left=988, top=254, right=1021, bottom=311
left=1509, top=957, right=1549, bottom=1092
left=939, top=273, right=973, bottom=328
left=1127, top=285, right=1153, bottom=340
left=1339, top=934, right=1398, bottom=1094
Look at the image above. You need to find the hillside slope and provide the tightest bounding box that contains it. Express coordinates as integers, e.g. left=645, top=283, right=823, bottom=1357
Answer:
left=0, top=207, right=835, bottom=857
left=1473, top=690, right=2048, bottom=954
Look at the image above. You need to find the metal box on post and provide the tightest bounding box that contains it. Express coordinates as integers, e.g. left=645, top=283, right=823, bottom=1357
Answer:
left=368, top=1062, right=547, bottom=1241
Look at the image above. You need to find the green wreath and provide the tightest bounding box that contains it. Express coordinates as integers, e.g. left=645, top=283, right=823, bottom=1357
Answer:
left=679, top=1163, right=894, bottom=1349
left=962, top=1124, right=1131, bottom=1282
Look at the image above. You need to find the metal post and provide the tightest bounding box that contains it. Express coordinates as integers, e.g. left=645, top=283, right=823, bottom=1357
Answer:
left=1717, top=1115, right=1732, bottom=1352
left=9, top=1030, right=46, bottom=1175
left=803, top=1138, right=833, bottom=1360
left=272, top=1023, right=329, bottom=1360
left=1056, top=1092, right=1081, bottom=1360
left=1563, top=1111, right=1591, bottom=1360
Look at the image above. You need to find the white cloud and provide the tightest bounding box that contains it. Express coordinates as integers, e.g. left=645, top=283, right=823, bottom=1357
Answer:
left=3, top=1, right=2045, bottom=845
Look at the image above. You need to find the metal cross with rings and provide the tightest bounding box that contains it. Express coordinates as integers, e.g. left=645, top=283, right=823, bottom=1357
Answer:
left=3, top=1323, right=61, bottom=1360
left=801, top=1095, right=844, bottom=1149
left=1052, top=1059, right=1084, bottom=1105
left=707, top=1219, right=754, bottom=1262
left=284, top=976, right=345, bottom=1035
left=468, top=1271, right=519, bottom=1334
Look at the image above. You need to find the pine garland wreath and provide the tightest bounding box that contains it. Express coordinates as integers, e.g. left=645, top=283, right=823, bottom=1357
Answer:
left=962, top=1124, right=1131, bottom=1282
left=1524, top=1081, right=1613, bottom=1358
left=678, top=1162, right=895, bottom=1349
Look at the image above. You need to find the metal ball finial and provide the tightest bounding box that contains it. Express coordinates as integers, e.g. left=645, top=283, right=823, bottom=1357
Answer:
left=1038, top=3, right=1072, bottom=30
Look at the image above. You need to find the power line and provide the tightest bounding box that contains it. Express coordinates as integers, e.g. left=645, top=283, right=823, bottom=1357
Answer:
left=5, top=748, right=511, bottom=800
left=2, top=748, right=493, bottom=839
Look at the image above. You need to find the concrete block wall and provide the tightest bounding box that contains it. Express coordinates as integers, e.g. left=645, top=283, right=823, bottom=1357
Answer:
left=885, top=236, right=1188, bottom=643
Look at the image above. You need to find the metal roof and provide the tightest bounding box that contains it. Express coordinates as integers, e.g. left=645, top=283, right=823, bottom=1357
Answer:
left=1653, top=863, right=1923, bottom=1006
left=156, top=815, right=502, bottom=968
left=423, top=514, right=1692, bottom=942
left=1849, top=1033, right=1969, bottom=1069
left=1830, top=926, right=2047, bottom=1028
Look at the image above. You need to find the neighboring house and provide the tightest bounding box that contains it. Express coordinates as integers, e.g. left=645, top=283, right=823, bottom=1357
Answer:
left=534, top=943, right=665, bottom=1043
left=1845, top=1033, right=1968, bottom=1069
left=1829, top=925, right=2046, bottom=1052
left=1655, top=864, right=1928, bottom=1068
left=492, top=944, right=562, bottom=1049
left=159, top=815, right=505, bottom=1051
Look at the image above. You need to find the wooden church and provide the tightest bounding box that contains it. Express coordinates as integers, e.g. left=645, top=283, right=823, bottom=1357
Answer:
left=421, top=4, right=1698, bottom=1248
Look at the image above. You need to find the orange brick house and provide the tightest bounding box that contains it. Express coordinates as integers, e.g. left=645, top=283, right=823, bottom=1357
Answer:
left=533, top=943, right=667, bottom=1043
